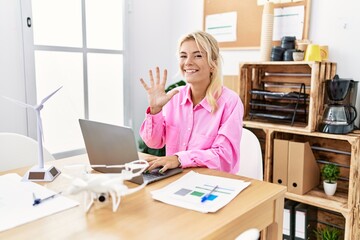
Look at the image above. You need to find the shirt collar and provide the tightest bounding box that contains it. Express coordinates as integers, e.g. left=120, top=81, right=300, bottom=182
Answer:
left=181, top=85, right=212, bottom=113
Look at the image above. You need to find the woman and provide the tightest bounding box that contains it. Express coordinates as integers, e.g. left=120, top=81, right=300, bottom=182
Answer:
left=139, top=31, right=243, bottom=174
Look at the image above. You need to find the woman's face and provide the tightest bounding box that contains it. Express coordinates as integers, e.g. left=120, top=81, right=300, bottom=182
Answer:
left=179, top=39, right=212, bottom=88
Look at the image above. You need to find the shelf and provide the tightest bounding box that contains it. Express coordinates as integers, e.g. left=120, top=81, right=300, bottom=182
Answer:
left=244, top=122, right=360, bottom=239
left=285, top=189, right=349, bottom=217
left=240, top=61, right=360, bottom=239
left=250, top=99, right=307, bottom=113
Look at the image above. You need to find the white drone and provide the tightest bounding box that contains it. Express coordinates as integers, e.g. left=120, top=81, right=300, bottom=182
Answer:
left=63, top=159, right=149, bottom=213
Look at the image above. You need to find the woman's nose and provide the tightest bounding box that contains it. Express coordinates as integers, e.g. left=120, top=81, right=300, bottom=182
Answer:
left=185, top=57, right=193, bottom=65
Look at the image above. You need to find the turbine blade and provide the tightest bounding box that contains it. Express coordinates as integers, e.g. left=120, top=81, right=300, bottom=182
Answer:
left=2, top=96, right=34, bottom=108
left=40, top=86, right=63, bottom=105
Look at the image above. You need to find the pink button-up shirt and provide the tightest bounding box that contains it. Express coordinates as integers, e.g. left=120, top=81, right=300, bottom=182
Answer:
left=139, top=85, right=243, bottom=174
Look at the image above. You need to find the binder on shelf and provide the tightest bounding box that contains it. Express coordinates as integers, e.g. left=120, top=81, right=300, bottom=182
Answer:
left=273, top=139, right=289, bottom=187
left=283, top=200, right=298, bottom=240
left=287, top=141, right=320, bottom=195
left=294, top=203, right=317, bottom=240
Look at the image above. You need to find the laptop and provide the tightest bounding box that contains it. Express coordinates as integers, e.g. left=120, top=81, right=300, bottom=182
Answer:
left=78, top=119, right=183, bottom=184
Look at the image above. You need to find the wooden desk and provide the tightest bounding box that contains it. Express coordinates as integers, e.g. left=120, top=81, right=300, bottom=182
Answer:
left=0, top=154, right=286, bottom=240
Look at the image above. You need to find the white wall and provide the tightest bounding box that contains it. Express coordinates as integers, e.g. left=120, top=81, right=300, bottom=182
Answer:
left=1, top=0, right=360, bottom=143
left=127, top=0, right=171, bottom=140
left=0, top=0, right=28, bottom=134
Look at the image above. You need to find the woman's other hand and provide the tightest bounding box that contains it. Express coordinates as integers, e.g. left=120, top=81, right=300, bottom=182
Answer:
left=145, top=155, right=181, bottom=173
left=140, top=67, right=179, bottom=114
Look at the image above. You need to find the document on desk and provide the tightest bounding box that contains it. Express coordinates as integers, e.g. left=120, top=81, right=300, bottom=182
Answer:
left=151, top=171, right=251, bottom=213
left=0, top=173, right=79, bottom=232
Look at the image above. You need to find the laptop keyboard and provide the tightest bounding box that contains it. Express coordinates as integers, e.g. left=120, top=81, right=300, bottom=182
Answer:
left=143, top=170, right=165, bottom=181
left=142, top=167, right=183, bottom=184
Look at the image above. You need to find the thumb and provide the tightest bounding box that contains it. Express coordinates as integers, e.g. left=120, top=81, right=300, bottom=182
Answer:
left=166, top=89, right=179, bottom=100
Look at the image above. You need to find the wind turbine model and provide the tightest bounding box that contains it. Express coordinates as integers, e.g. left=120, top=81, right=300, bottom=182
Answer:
left=3, top=86, right=62, bottom=182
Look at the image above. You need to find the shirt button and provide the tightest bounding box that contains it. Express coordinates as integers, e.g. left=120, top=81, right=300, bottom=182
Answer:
left=188, top=128, right=191, bottom=131
left=183, top=143, right=186, bottom=146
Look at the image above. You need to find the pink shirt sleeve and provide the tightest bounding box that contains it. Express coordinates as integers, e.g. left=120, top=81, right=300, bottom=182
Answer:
left=139, top=107, right=166, bottom=149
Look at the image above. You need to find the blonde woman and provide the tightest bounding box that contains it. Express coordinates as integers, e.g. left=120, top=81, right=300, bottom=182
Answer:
left=140, top=31, right=243, bottom=174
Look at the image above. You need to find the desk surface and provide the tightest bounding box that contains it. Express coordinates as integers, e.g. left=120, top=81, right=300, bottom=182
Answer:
left=0, top=154, right=286, bottom=240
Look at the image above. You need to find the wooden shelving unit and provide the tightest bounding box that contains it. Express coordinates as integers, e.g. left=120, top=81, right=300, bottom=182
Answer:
left=236, top=62, right=360, bottom=240
left=239, top=61, right=337, bottom=132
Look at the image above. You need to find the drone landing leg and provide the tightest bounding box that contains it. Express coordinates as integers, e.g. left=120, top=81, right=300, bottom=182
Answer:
left=109, top=191, right=121, bottom=212
left=84, top=192, right=94, bottom=213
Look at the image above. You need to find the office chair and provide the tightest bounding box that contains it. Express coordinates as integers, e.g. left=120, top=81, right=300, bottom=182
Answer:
left=235, top=129, right=263, bottom=239
left=0, top=132, right=55, bottom=172
left=238, top=128, right=263, bottom=180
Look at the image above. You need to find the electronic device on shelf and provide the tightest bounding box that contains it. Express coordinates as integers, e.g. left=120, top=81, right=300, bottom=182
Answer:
left=319, top=75, right=358, bottom=134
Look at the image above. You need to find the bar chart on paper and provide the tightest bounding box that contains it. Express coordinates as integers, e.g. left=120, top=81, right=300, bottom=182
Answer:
left=151, top=171, right=250, bottom=213
left=174, top=184, right=234, bottom=203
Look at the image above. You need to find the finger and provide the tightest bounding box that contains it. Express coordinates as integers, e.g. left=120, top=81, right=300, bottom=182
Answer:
left=145, top=156, right=158, bottom=162
left=149, top=69, right=154, bottom=87
left=140, top=78, right=149, bottom=90
left=147, top=161, right=162, bottom=172
left=159, top=165, right=168, bottom=173
left=155, top=67, right=160, bottom=85
left=162, top=69, right=168, bottom=86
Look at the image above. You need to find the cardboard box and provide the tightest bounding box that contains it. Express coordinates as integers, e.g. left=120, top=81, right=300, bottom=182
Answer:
left=273, top=140, right=320, bottom=195
left=273, top=139, right=289, bottom=187
left=288, top=141, right=320, bottom=195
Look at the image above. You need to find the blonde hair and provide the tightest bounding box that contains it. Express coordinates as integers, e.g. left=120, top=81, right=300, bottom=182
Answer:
left=178, top=31, right=223, bottom=113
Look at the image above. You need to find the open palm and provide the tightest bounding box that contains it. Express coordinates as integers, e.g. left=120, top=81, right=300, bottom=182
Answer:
left=140, top=67, right=179, bottom=114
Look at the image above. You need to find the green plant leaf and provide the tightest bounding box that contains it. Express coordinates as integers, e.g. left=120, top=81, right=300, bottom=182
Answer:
left=321, top=163, right=340, bottom=183
left=314, top=226, right=341, bottom=240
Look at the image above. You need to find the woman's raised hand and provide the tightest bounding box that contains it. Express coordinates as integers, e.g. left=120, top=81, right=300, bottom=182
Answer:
left=140, top=67, right=179, bottom=114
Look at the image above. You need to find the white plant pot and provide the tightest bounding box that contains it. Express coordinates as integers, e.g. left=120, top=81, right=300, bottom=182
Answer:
left=323, top=180, right=337, bottom=196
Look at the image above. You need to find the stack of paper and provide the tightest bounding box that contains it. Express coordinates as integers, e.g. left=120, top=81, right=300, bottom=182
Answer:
left=0, top=173, right=79, bottom=232
left=151, top=171, right=250, bottom=213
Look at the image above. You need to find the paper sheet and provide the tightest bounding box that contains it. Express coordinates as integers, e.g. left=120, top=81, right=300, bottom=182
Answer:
left=151, top=171, right=250, bottom=213
left=205, top=12, right=237, bottom=42
left=0, top=173, right=79, bottom=232
left=273, top=5, right=305, bottom=41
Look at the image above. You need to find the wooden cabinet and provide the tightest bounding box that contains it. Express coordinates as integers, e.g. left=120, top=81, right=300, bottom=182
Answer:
left=239, top=61, right=337, bottom=132
left=237, top=62, right=359, bottom=240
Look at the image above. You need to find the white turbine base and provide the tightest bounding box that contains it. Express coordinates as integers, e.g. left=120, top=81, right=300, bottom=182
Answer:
left=22, top=164, right=61, bottom=182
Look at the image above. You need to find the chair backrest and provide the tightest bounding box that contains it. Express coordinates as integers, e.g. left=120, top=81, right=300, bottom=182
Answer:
left=238, top=128, right=263, bottom=180
left=0, top=132, right=55, bottom=172
left=235, top=228, right=260, bottom=240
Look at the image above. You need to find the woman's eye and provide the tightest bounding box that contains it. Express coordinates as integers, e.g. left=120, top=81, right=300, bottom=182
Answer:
left=195, top=54, right=203, bottom=58
left=180, top=55, right=187, bottom=59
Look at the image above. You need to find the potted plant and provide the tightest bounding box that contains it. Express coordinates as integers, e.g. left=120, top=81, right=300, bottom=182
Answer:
left=321, top=163, right=340, bottom=196
left=314, top=226, right=341, bottom=240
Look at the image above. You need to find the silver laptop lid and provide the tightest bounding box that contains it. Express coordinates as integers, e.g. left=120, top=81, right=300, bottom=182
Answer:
left=79, top=119, right=140, bottom=174
left=79, top=119, right=183, bottom=185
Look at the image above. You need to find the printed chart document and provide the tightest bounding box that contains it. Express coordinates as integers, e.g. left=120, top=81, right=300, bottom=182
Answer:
left=151, top=171, right=251, bottom=213
left=0, top=173, right=79, bottom=232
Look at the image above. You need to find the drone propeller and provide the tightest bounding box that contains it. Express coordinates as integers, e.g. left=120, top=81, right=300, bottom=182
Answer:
left=90, top=160, right=149, bottom=170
